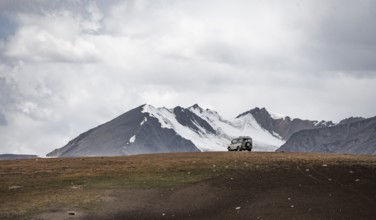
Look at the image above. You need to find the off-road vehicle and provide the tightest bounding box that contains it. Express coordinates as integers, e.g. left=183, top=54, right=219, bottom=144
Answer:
left=227, top=136, right=253, bottom=151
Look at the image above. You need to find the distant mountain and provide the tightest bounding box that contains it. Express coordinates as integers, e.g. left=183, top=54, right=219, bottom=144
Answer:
left=0, top=154, right=38, bottom=160
left=277, top=116, right=376, bottom=154
left=47, top=105, right=199, bottom=157
left=47, top=104, right=371, bottom=157
left=48, top=104, right=293, bottom=157
left=239, top=107, right=334, bottom=140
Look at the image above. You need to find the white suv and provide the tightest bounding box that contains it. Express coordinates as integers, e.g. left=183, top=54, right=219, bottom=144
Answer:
left=227, top=136, right=253, bottom=151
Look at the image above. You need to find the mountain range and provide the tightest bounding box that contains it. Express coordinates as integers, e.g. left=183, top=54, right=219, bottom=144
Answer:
left=47, top=104, right=372, bottom=157
left=278, top=116, right=376, bottom=154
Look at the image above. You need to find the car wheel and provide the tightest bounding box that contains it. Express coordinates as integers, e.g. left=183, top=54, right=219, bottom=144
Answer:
left=245, top=142, right=251, bottom=150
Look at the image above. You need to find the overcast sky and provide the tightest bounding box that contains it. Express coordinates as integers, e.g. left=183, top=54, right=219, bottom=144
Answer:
left=1, top=0, right=376, bottom=155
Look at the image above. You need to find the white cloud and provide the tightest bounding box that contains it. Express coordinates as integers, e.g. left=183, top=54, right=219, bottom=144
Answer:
left=4, top=10, right=101, bottom=63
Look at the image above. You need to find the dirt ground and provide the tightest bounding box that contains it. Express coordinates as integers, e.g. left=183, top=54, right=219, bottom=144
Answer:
left=1, top=152, right=375, bottom=220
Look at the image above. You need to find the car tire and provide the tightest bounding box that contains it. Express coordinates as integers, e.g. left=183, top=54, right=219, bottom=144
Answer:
left=245, top=143, right=251, bottom=151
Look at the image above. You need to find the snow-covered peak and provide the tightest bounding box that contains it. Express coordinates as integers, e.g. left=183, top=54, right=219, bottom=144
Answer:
left=141, top=104, right=157, bottom=113
left=142, top=104, right=155, bottom=112
left=188, top=104, right=217, bottom=115
left=142, top=104, right=172, bottom=114
left=188, top=105, right=224, bottom=123
left=231, top=113, right=285, bottom=147
left=236, top=107, right=268, bottom=119
left=142, top=104, right=173, bottom=129
left=236, top=107, right=287, bottom=121
left=141, top=104, right=284, bottom=152
left=189, top=104, right=203, bottom=110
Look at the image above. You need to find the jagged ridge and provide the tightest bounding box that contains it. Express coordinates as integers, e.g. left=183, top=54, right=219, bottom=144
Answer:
left=277, top=116, right=376, bottom=154
left=47, top=104, right=374, bottom=157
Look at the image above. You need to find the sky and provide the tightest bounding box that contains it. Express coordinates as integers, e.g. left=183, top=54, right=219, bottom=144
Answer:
left=0, top=0, right=376, bottom=156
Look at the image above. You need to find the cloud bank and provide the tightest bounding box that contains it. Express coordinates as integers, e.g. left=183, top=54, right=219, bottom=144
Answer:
left=0, top=0, right=375, bottom=155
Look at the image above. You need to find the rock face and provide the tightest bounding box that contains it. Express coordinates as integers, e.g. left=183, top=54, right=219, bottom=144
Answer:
left=277, top=117, right=376, bottom=154
left=338, top=117, right=365, bottom=125
left=238, top=107, right=334, bottom=140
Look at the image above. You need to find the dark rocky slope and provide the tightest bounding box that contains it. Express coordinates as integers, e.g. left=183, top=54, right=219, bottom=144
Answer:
left=277, top=116, right=376, bottom=154
left=238, top=107, right=334, bottom=140
left=47, top=105, right=199, bottom=157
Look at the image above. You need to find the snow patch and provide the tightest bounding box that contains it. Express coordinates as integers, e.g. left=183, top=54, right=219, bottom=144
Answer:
left=269, top=111, right=285, bottom=120
left=142, top=105, right=173, bottom=129
left=140, top=117, right=147, bottom=126
left=129, top=135, right=136, bottom=143
left=314, top=120, right=333, bottom=127
left=272, top=131, right=282, bottom=139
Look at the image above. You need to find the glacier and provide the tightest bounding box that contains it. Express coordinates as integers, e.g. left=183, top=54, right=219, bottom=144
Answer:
left=142, top=104, right=285, bottom=152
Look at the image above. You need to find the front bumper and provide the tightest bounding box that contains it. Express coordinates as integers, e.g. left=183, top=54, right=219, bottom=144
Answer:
left=227, top=145, right=240, bottom=151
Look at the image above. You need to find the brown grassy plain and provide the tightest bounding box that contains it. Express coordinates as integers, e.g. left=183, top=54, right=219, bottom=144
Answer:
left=0, top=152, right=375, bottom=219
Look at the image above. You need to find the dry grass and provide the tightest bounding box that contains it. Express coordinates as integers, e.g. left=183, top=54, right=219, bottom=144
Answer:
left=0, top=152, right=375, bottom=219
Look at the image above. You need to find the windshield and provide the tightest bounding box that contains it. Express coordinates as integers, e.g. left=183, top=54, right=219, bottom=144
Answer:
left=231, top=139, right=240, bottom=144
